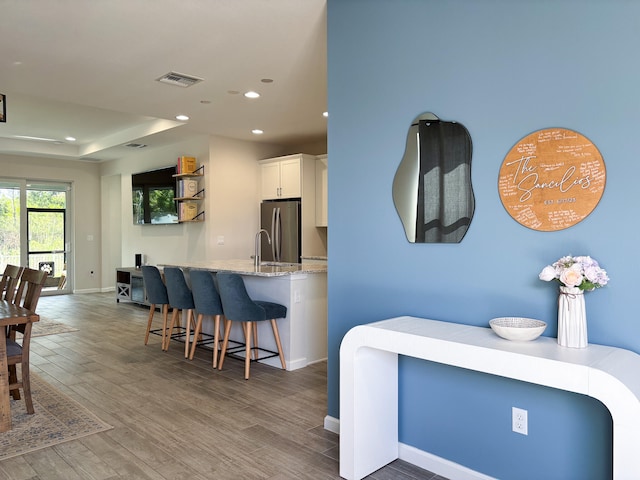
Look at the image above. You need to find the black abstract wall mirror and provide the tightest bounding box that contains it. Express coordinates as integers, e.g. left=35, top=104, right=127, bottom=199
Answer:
left=393, top=112, right=474, bottom=243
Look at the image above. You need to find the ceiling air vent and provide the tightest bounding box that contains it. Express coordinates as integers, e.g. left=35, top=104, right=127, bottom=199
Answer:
left=125, top=143, right=147, bottom=149
left=156, top=71, right=203, bottom=88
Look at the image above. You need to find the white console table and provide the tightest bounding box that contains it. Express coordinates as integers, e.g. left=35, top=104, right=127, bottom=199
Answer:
left=339, top=316, right=640, bottom=480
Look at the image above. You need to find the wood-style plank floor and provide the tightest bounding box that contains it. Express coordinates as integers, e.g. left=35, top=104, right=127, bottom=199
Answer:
left=0, top=292, right=446, bottom=480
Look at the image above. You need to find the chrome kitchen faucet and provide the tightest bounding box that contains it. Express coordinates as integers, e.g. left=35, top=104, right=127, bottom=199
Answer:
left=254, top=229, right=271, bottom=267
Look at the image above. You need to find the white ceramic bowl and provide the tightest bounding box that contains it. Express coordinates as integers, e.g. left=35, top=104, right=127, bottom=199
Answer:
left=489, top=317, right=547, bottom=341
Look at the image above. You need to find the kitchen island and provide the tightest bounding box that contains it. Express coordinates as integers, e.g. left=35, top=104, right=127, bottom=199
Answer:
left=160, top=260, right=327, bottom=371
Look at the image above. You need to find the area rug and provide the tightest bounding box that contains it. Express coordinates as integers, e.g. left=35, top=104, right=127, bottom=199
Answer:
left=31, top=319, right=78, bottom=337
left=0, top=374, right=113, bottom=461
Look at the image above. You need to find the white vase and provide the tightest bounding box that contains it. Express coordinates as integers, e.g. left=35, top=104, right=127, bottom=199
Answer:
left=557, top=286, right=588, bottom=348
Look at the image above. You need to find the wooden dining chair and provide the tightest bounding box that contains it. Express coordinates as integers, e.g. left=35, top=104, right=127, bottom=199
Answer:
left=13, top=267, right=48, bottom=311
left=6, top=267, right=48, bottom=413
left=57, top=263, right=68, bottom=289
left=0, top=264, right=24, bottom=303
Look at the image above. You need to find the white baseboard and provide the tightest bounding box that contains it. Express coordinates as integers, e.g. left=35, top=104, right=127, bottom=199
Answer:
left=307, top=356, right=328, bottom=366
left=286, top=357, right=308, bottom=371
left=260, top=356, right=327, bottom=372
left=399, top=444, right=495, bottom=480
left=324, top=415, right=340, bottom=434
left=253, top=355, right=307, bottom=371
left=73, top=288, right=103, bottom=294
left=323, top=416, right=494, bottom=480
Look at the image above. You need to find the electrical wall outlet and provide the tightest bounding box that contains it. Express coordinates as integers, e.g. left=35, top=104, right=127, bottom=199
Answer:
left=512, top=407, right=528, bottom=435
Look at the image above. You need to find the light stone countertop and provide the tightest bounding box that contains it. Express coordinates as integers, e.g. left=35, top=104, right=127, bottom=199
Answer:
left=159, top=259, right=327, bottom=277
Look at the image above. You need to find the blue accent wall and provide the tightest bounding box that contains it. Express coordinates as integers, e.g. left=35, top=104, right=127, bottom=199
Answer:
left=327, top=1, right=639, bottom=478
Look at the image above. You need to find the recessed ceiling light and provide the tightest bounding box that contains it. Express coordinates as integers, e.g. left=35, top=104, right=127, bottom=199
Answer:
left=175, top=114, right=190, bottom=121
left=227, top=90, right=240, bottom=95
left=252, top=129, right=264, bottom=135
left=200, top=100, right=211, bottom=104
left=65, top=136, right=76, bottom=142
left=323, top=112, right=329, bottom=118
left=261, top=78, right=274, bottom=83
left=244, top=91, right=260, bottom=99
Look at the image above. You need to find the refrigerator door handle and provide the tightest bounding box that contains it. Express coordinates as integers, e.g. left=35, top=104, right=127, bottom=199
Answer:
left=274, top=207, right=282, bottom=262
left=270, top=207, right=277, bottom=261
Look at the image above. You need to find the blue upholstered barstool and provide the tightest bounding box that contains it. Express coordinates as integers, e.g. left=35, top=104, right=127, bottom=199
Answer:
left=189, top=269, right=225, bottom=366
left=216, top=273, right=287, bottom=379
left=141, top=266, right=170, bottom=349
left=163, top=267, right=195, bottom=357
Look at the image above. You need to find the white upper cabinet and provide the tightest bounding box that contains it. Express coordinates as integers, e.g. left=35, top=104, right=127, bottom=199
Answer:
left=259, top=154, right=308, bottom=200
left=278, top=157, right=302, bottom=199
left=261, top=161, right=283, bottom=200
left=315, top=155, right=327, bottom=227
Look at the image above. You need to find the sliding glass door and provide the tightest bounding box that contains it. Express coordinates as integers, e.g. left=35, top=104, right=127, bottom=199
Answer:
left=0, top=180, right=72, bottom=295
left=0, top=182, right=21, bottom=271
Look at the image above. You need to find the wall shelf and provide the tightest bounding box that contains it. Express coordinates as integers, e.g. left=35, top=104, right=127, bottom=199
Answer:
left=174, top=162, right=204, bottom=222
left=178, top=215, right=204, bottom=223
left=174, top=195, right=204, bottom=201
left=172, top=165, right=204, bottom=178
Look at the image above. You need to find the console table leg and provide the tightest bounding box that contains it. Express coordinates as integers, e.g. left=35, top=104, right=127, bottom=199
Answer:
left=341, top=343, right=398, bottom=480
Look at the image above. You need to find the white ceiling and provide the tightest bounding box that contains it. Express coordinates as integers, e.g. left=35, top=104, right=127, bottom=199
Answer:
left=0, top=0, right=327, bottom=162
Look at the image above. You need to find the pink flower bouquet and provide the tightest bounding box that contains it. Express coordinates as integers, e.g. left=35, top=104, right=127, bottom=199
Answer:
left=539, top=255, right=609, bottom=292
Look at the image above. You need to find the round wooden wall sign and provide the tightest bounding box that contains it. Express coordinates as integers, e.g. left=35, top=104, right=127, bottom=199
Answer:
left=498, top=128, right=606, bottom=231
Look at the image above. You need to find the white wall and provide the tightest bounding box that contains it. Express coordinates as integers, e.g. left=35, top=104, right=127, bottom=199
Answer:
left=205, top=135, right=283, bottom=261
left=99, top=134, right=211, bottom=279
left=99, top=133, right=287, bottom=288
left=100, top=174, right=121, bottom=288
left=284, top=138, right=327, bottom=157
left=0, top=154, right=101, bottom=292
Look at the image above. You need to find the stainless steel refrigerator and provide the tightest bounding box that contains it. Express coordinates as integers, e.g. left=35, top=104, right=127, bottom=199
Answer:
left=260, top=199, right=301, bottom=263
